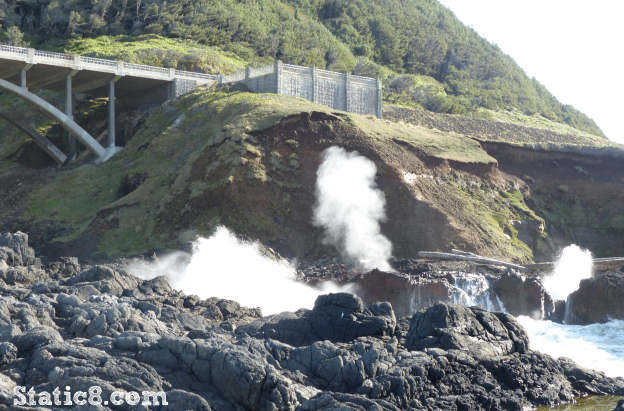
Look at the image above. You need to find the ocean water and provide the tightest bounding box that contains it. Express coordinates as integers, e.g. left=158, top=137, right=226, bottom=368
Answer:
left=448, top=244, right=624, bottom=379
left=518, top=316, right=624, bottom=378
left=128, top=226, right=353, bottom=315
left=521, top=244, right=624, bottom=378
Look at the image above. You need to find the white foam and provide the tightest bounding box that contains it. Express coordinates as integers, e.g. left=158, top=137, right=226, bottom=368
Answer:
left=313, top=146, right=393, bottom=271
left=518, top=316, right=624, bottom=378
left=542, top=244, right=593, bottom=302
left=128, top=226, right=352, bottom=315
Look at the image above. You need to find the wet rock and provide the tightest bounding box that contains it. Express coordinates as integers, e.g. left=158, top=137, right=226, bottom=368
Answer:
left=406, top=303, right=529, bottom=358
left=492, top=271, right=553, bottom=318
left=566, top=271, right=624, bottom=324
left=0, top=232, right=36, bottom=266
left=352, top=269, right=453, bottom=318
left=0, top=231, right=622, bottom=410
left=547, top=299, right=567, bottom=323
left=238, top=293, right=396, bottom=346
left=614, top=399, right=624, bottom=411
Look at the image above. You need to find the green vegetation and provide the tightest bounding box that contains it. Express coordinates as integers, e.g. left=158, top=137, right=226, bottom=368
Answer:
left=18, top=90, right=330, bottom=255
left=351, top=116, right=496, bottom=164
left=475, top=108, right=611, bottom=144
left=0, top=0, right=604, bottom=137
left=450, top=182, right=545, bottom=263
left=59, top=35, right=253, bottom=75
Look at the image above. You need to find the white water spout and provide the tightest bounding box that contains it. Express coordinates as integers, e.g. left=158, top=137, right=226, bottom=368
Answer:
left=313, top=146, right=393, bottom=272
left=542, top=244, right=593, bottom=302
left=128, top=226, right=353, bottom=315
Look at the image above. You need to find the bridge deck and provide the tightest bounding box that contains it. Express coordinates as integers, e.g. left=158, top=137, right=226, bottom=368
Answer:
left=0, top=45, right=217, bottom=96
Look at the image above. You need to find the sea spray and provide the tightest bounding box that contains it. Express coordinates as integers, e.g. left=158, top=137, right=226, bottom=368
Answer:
left=128, top=226, right=352, bottom=315
left=542, top=244, right=593, bottom=302
left=313, top=146, right=393, bottom=271
left=518, top=316, right=624, bottom=378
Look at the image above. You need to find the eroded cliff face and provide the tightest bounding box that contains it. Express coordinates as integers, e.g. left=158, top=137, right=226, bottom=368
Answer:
left=1, top=90, right=623, bottom=263
left=482, top=142, right=624, bottom=259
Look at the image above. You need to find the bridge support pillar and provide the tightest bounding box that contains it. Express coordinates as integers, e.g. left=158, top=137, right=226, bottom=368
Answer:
left=66, top=70, right=79, bottom=158
left=376, top=78, right=383, bottom=119
left=20, top=64, right=32, bottom=89
left=311, top=66, right=317, bottom=103
left=108, top=77, right=120, bottom=149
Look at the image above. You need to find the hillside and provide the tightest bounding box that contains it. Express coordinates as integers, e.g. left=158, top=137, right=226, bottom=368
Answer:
left=1, top=85, right=624, bottom=263
left=3, top=3, right=624, bottom=410
left=1, top=0, right=623, bottom=263
left=0, top=0, right=605, bottom=137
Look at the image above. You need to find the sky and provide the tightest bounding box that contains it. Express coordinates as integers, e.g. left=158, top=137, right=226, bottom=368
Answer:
left=438, top=0, right=624, bottom=143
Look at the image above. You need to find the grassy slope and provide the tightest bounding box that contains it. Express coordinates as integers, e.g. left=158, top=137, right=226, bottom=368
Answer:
left=57, top=35, right=257, bottom=76
left=46, top=34, right=607, bottom=145
left=5, top=88, right=544, bottom=262
left=22, top=91, right=320, bottom=255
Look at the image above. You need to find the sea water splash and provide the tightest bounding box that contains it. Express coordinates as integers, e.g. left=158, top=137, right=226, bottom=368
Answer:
left=436, top=247, right=623, bottom=379
left=519, top=244, right=624, bottom=378
left=518, top=316, right=624, bottom=378
left=542, top=244, right=593, bottom=301
left=313, top=146, right=393, bottom=272
left=451, top=273, right=505, bottom=312
left=128, top=226, right=352, bottom=315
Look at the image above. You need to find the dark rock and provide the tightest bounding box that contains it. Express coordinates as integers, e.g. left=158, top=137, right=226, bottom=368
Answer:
left=352, top=269, right=454, bottom=318
left=154, top=389, right=212, bottom=410
left=238, top=293, right=396, bottom=346
left=0, top=343, right=17, bottom=365
left=482, top=352, right=576, bottom=406
left=299, top=392, right=400, bottom=410
left=0, top=232, right=36, bottom=266
left=0, top=232, right=621, bottom=410
left=566, top=271, right=624, bottom=324
left=406, top=303, right=529, bottom=358
left=492, top=271, right=553, bottom=318
left=547, top=299, right=567, bottom=323
left=614, top=399, right=624, bottom=411
left=12, top=326, right=63, bottom=352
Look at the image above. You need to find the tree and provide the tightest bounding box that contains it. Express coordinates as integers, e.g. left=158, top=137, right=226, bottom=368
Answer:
left=5, top=25, right=25, bottom=46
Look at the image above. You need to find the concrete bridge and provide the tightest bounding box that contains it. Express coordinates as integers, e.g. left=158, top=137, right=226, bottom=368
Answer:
left=0, top=44, right=217, bottom=163
left=1, top=44, right=382, bottom=164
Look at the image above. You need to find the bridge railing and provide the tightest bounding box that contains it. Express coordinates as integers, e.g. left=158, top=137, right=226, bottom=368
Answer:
left=0, top=44, right=381, bottom=117
left=0, top=44, right=27, bottom=56
left=0, top=44, right=216, bottom=84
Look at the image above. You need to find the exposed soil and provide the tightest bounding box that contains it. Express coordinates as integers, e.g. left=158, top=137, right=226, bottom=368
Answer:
left=2, top=92, right=624, bottom=263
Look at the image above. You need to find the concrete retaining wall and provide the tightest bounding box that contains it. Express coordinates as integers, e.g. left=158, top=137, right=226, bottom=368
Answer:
left=222, top=61, right=382, bottom=118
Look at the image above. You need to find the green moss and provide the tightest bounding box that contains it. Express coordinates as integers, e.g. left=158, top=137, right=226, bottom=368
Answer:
left=476, top=107, right=606, bottom=143
left=17, top=90, right=328, bottom=255
left=351, top=116, right=496, bottom=164
left=57, top=34, right=254, bottom=75
left=501, top=190, right=542, bottom=221
left=445, top=180, right=544, bottom=262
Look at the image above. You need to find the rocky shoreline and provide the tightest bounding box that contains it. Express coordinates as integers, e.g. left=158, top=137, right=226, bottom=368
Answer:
left=0, top=232, right=623, bottom=410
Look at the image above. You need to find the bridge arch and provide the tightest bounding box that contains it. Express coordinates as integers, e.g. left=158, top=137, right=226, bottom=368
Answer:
left=0, top=78, right=106, bottom=159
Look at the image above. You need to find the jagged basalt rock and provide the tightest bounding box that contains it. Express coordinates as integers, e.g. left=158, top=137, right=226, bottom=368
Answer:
left=566, top=271, right=624, bottom=324
left=0, top=232, right=36, bottom=267
left=0, top=232, right=622, bottom=410
left=238, top=293, right=396, bottom=346
left=492, top=271, right=554, bottom=319
left=406, top=303, right=529, bottom=358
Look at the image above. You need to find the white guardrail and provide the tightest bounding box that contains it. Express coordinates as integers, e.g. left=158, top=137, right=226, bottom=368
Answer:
left=0, top=44, right=218, bottom=85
